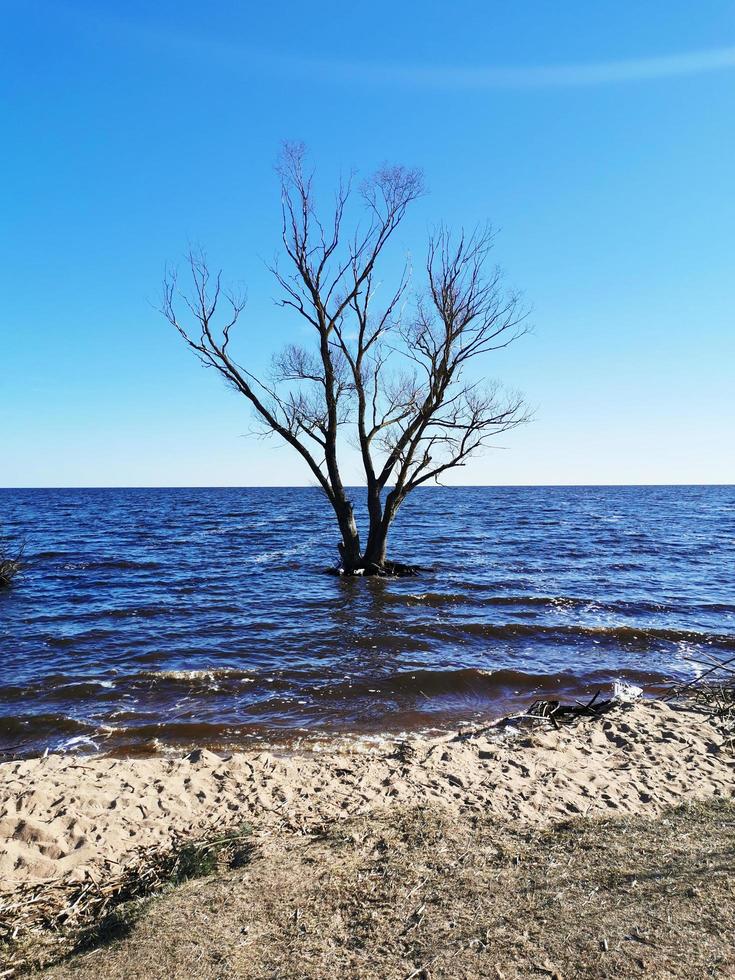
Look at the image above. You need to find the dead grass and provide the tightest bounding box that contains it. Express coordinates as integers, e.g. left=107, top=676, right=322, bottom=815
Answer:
left=1, top=825, right=255, bottom=976
left=29, top=797, right=735, bottom=980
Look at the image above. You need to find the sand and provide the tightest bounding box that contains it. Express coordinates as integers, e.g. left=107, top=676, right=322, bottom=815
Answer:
left=1, top=699, right=732, bottom=892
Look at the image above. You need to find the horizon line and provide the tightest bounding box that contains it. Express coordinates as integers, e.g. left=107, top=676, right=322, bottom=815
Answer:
left=1, top=483, right=733, bottom=491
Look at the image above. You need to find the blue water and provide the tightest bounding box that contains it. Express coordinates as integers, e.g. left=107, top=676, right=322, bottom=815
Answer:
left=0, top=486, right=733, bottom=758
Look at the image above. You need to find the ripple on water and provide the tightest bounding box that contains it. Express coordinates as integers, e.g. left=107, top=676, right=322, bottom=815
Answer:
left=1, top=485, right=734, bottom=757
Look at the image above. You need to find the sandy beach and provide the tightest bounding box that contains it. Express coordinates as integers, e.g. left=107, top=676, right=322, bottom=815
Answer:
left=2, top=698, right=732, bottom=892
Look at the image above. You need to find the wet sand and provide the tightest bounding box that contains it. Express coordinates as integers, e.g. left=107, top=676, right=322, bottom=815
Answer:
left=1, top=699, right=732, bottom=891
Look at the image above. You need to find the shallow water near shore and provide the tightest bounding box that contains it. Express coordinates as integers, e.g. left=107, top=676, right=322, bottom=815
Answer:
left=0, top=485, right=733, bottom=758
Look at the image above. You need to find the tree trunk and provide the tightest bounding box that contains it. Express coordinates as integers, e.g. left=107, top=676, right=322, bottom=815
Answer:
left=363, top=486, right=387, bottom=570
left=334, top=499, right=362, bottom=572
left=361, top=488, right=407, bottom=573
left=332, top=491, right=416, bottom=576
left=363, top=540, right=388, bottom=570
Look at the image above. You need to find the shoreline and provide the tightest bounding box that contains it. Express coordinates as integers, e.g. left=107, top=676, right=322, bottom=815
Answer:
left=1, top=698, right=732, bottom=893
left=0, top=665, right=683, bottom=763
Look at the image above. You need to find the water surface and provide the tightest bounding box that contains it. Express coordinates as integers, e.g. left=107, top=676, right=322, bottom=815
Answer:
left=1, top=486, right=733, bottom=758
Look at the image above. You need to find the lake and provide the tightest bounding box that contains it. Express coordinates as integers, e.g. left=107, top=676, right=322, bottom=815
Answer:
left=1, top=485, right=733, bottom=758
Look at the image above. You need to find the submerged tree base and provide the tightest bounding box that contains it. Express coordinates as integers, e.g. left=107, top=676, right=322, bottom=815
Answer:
left=326, top=560, right=423, bottom=578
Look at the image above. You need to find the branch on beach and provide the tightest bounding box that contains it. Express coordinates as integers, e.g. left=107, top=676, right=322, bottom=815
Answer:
left=667, top=652, right=735, bottom=749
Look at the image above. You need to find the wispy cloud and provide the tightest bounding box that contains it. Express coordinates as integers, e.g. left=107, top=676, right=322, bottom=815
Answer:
left=334, top=46, right=735, bottom=89
left=33, top=2, right=735, bottom=90
left=144, top=30, right=735, bottom=90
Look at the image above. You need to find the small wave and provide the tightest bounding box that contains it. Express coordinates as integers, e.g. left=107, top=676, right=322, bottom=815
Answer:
left=103, top=607, right=169, bottom=620
left=52, top=733, right=104, bottom=753
left=387, top=591, right=677, bottom=613
left=32, top=553, right=161, bottom=570
left=398, top=622, right=735, bottom=650
left=0, top=714, right=93, bottom=737
left=249, top=544, right=311, bottom=565
left=0, top=676, right=115, bottom=703
left=309, top=666, right=670, bottom=702
left=134, top=668, right=258, bottom=692
left=42, top=680, right=117, bottom=700
left=90, top=559, right=162, bottom=571
left=393, top=592, right=464, bottom=606
left=107, top=721, right=247, bottom=741
left=139, top=668, right=254, bottom=681
left=44, top=629, right=115, bottom=648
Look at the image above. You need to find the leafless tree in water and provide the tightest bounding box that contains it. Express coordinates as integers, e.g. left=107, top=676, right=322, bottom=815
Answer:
left=161, top=144, right=529, bottom=574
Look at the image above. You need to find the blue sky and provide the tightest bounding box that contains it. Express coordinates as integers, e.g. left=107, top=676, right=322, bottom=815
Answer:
left=2, top=0, right=734, bottom=487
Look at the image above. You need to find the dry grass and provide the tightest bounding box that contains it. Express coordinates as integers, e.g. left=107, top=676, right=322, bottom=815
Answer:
left=1, top=825, right=255, bottom=976
left=27, top=797, right=735, bottom=980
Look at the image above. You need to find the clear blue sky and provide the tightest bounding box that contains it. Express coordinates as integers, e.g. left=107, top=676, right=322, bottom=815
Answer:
left=2, top=0, right=734, bottom=487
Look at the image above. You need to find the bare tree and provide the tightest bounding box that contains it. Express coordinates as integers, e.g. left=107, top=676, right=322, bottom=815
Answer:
left=161, top=145, right=529, bottom=575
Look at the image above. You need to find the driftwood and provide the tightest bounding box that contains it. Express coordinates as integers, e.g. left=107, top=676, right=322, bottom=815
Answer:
left=667, top=651, right=735, bottom=749
left=524, top=689, right=613, bottom=728
left=451, top=688, right=625, bottom=745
